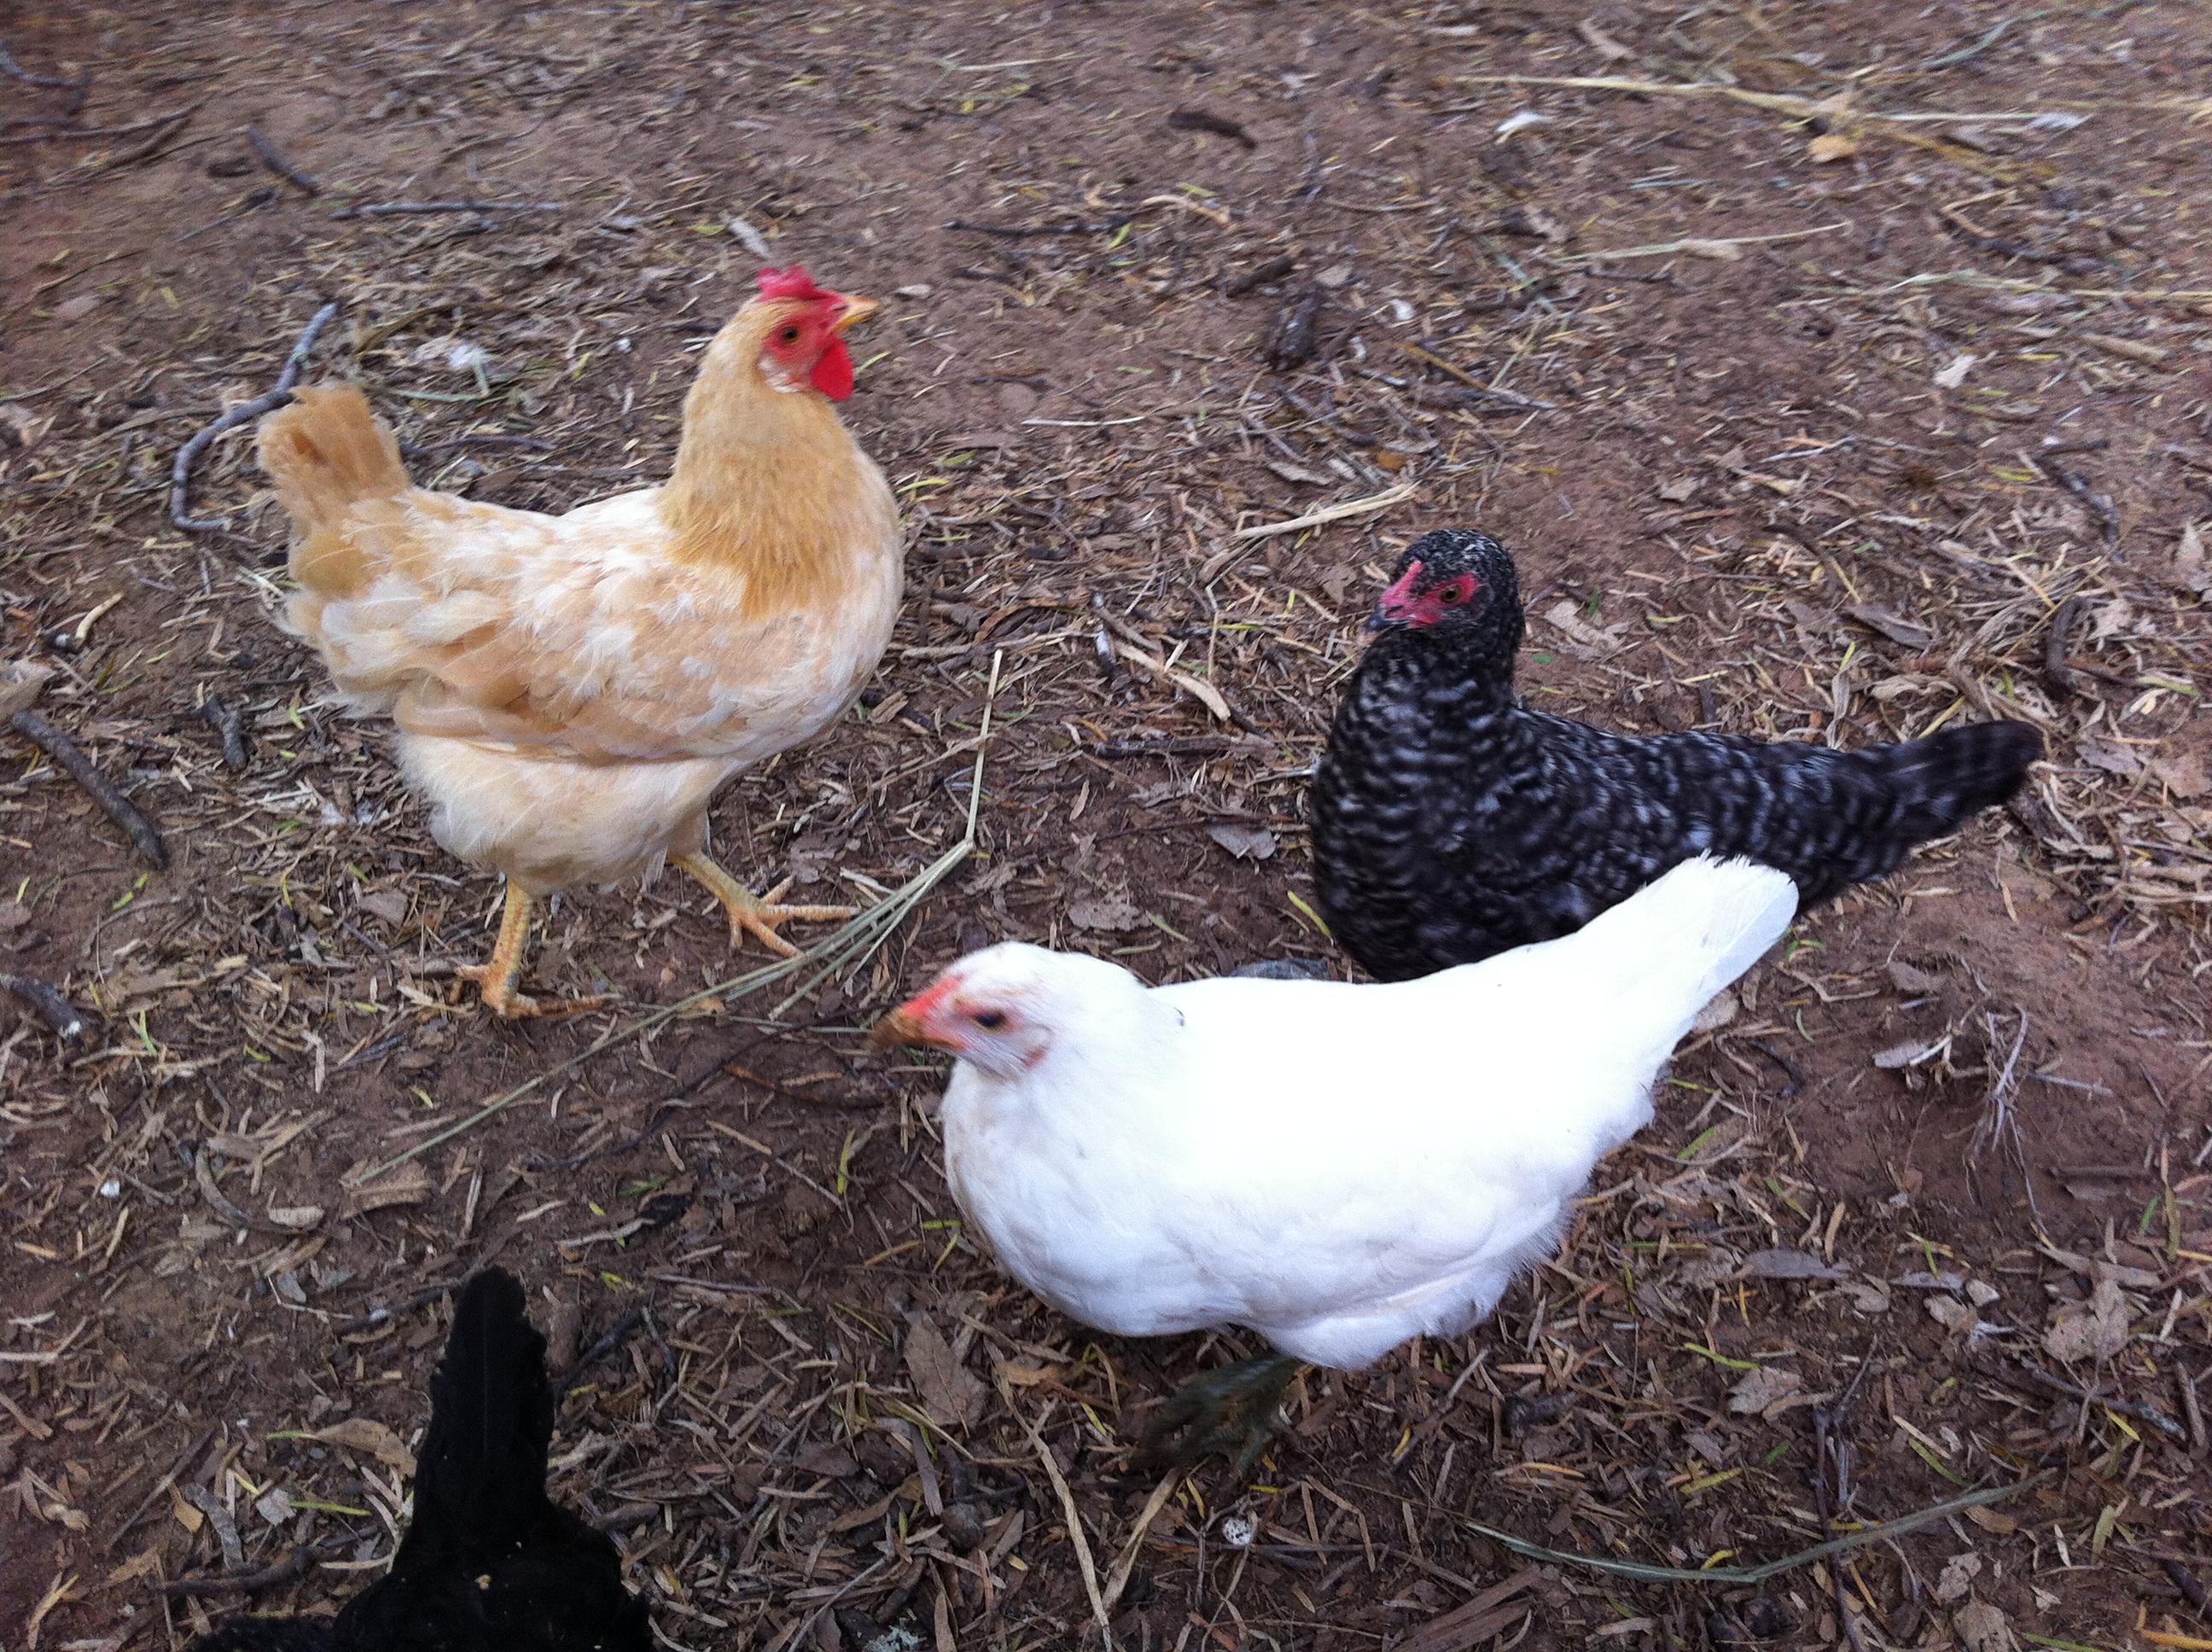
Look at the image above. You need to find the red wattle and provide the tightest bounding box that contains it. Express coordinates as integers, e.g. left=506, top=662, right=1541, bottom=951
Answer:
left=811, top=337, right=855, bottom=399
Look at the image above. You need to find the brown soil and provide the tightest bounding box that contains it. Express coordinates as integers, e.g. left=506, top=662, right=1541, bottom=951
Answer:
left=3, top=3, right=2209, bottom=1650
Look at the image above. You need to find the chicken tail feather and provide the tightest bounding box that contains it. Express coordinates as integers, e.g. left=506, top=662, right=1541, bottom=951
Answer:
left=394, top=1268, right=557, bottom=1565
left=1562, top=854, right=1799, bottom=1050
left=257, top=385, right=411, bottom=598
left=1865, top=718, right=2043, bottom=842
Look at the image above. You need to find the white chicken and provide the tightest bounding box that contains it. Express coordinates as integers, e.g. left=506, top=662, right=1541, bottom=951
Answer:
left=870, top=854, right=1796, bottom=1467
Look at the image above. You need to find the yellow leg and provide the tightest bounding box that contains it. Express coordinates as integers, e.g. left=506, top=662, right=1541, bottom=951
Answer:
left=456, top=884, right=610, bottom=1018
left=674, top=852, right=857, bottom=957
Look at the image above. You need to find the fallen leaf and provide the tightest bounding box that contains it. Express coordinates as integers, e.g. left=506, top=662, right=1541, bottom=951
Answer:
left=1932, top=354, right=1977, bottom=390
left=1965, top=1504, right=2018, bottom=1535
left=2150, top=751, right=2209, bottom=799
left=1208, top=823, right=1278, bottom=861
left=1953, top=1598, right=2017, bottom=1652
left=1843, top=602, right=1936, bottom=649
left=1886, top=959, right=1942, bottom=994
left=2089, top=596, right=2141, bottom=642
left=1845, top=1280, right=1892, bottom=1315
left=905, top=1319, right=987, bottom=1428
left=52, top=293, right=101, bottom=323
left=2042, top=1275, right=2128, bottom=1364
left=106, top=1548, right=165, bottom=1586
left=1679, top=1244, right=1744, bottom=1286
left=1690, top=987, right=1738, bottom=1034
left=1068, top=892, right=1142, bottom=933
left=1873, top=1039, right=1936, bottom=1070
left=1935, top=1551, right=1983, bottom=1604
left=784, top=829, right=841, bottom=887
left=0, top=660, right=56, bottom=719
left=253, top=1486, right=294, bottom=1527
left=1542, top=601, right=1630, bottom=660
left=1656, top=474, right=1700, bottom=502
left=1744, top=1248, right=1848, bottom=1282
left=2077, top=736, right=2141, bottom=776
left=995, top=1360, right=1064, bottom=1388
left=1726, top=1366, right=1801, bottom=1415
left=1926, top=1294, right=1976, bottom=1330
left=308, top=1416, right=416, bottom=1475
left=2173, top=520, right=2209, bottom=596
left=265, top=1205, right=324, bottom=1230
left=357, top=889, right=409, bottom=925
left=1807, top=131, right=1860, bottom=163
left=793, top=1442, right=859, bottom=1479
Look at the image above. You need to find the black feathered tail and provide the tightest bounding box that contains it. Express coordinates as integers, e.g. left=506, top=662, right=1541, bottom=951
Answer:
left=201, top=1271, right=648, bottom=1652
left=396, top=1268, right=557, bottom=1568
left=1864, top=718, right=2042, bottom=843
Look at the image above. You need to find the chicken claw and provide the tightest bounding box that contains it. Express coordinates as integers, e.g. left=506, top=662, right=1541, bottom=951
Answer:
left=457, top=884, right=613, bottom=1018
left=1142, top=1352, right=1303, bottom=1475
left=675, top=853, right=856, bottom=957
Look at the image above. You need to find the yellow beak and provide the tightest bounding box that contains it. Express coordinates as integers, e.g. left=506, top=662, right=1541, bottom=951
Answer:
left=866, top=1006, right=934, bottom=1053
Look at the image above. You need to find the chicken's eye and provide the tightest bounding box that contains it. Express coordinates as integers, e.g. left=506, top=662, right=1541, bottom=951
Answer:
left=972, top=1010, right=1007, bottom=1031
left=1435, top=585, right=1464, bottom=605
left=778, top=324, right=802, bottom=344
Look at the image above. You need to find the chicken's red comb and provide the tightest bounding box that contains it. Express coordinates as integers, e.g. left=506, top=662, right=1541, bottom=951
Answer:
left=756, top=265, right=831, bottom=302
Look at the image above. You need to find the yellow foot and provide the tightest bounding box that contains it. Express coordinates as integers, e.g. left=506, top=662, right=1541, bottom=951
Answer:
left=674, top=854, right=857, bottom=957
left=455, top=882, right=615, bottom=1017
left=453, top=967, right=614, bottom=1020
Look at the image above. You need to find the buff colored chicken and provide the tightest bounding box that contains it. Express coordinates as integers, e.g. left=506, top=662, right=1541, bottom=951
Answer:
left=258, top=267, right=901, bottom=1015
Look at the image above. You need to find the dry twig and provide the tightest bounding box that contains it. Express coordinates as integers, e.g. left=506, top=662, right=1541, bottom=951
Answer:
left=8, top=708, right=168, bottom=866
left=169, top=299, right=341, bottom=532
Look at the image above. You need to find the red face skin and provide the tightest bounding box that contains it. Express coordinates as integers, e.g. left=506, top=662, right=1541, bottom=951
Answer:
left=1371, top=559, right=1482, bottom=630
left=751, top=265, right=874, bottom=398
left=760, top=297, right=861, bottom=398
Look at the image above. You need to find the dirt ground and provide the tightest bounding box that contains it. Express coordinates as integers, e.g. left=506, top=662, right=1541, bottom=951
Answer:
left=3, top=1, right=2210, bottom=1649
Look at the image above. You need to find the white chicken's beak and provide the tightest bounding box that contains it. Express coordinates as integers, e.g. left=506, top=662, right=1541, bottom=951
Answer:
left=868, top=992, right=966, bottom=1054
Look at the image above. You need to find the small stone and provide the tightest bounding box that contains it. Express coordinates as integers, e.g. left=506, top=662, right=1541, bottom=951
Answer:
left=940, top=1502, right=988, bottom=1551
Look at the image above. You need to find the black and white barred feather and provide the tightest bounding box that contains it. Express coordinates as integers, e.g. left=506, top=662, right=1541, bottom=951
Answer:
left=1309, top=530, right=2042, bottom=982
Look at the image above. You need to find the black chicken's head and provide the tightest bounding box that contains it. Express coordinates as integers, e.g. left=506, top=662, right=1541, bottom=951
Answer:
left=1368, top=530, right=1522, bottom=654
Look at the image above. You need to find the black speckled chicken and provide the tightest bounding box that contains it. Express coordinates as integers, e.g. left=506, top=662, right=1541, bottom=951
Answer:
left=1309, top=529, right=2042, bottom=982
left=193, top=1270, right=650, bottom=1652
